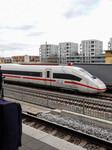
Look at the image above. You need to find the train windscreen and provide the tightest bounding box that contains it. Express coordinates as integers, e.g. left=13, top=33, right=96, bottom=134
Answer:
left=80, top=69, right=94, bottom=78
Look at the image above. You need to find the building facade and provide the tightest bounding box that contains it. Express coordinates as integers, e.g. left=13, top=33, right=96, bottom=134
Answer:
left=0, top=57, right=12, bottom=63
left=58, top=42, right=78, bottom=64
left=105, top=50, right=112, bottom=63
left=59, top=42, right=78, bottom=57
left=11, top=55, right=40, bottom=63
left=80, top=39, right=103, bottom=57
left=108, top=38, right=112, bottom=50
left=39, top=43, right=59, bottom=63
left=39, top=41, right=104, bottom=64
left=66, top=55, right=105, bottom=63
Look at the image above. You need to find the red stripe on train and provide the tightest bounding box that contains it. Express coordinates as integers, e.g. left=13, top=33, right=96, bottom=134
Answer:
left=3, top=75, right=56, bottom=82
left=64, top=81, right=106, bottom=91
left=2, top=74, right=106, bottom=91
left=3, top=75, right=21, bottom=78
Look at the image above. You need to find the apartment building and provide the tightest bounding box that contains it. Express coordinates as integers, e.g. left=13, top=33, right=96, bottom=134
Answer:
left=58, top=42, right=78, bottom=63
left=80, top=39, right=103, bottom=57
left=108, top=38, right=112, bottom=50
left=39, top=43, right=59, bottom=62
left=39, top=41, right=105, bottom=63
left=59, top=42, right=78, bottom=57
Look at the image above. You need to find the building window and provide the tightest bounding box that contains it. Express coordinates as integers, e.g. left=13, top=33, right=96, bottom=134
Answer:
left=91, top=49, right=94, bottom=51
left=91, top=41, right=94, bottom=44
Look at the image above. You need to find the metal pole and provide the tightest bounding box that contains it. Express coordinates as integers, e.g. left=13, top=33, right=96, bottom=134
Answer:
left=22, top=89, right=23, bottom=101
left=83, top=99, right=85, bottom=115
left=47, top=93, right=48, bottom=107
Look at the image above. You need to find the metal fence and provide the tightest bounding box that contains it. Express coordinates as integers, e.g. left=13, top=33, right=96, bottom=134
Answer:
left=4, top=84, right=112, bottom=121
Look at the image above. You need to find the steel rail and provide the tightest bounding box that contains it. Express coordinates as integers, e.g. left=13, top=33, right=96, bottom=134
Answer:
left=3, top=84, right=111, bottom=102
left=4, top=84, right=112, bottom=121
left=22, top=112, right=112, bottom=150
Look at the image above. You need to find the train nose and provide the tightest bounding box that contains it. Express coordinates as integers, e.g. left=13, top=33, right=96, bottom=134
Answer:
left=88, top=79, right=107, bottom=94
left=95, top=79, right=107, bottom=93
left=97, top=84, right=107, bottom=93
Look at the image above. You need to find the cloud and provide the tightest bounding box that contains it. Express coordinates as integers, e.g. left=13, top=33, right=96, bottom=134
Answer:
left=0, top=43, right=39, bottom=57
left=0, top=25, right=35, bottom=31
left=64, top=9, right=88, bottom=18
left=13, top=25, right=35, bottom=31
left=28, top=32, right=46, bottom=36
left=0, top=26, right=4, bottom=29
left=64, top=0, right=101, bottom=19
left=78, top=0, right=100, bottom=6
left=0, top=39, right=7, bottom=42
left=0, top=43, right=30, bottom=51
left=0, top=0, right=112, bottom=57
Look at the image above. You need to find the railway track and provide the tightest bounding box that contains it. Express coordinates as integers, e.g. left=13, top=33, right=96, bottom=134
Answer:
left=4, top=83, right=112, bottom=121
left=95, top=93, right=112, bottom=101
left=4, top=82, right=112, bottom=102
left=3, top=83, right=112, bottom=149
left=22, top=112, right=112, bottom=150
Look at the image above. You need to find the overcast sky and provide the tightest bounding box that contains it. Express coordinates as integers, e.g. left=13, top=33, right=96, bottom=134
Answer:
left=0, top=0, right=112, bottom=57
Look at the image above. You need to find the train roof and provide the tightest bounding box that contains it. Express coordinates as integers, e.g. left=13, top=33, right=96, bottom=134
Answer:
left=0, top=63, right=82, bottom=71
left=72, top=63, right=112, bottom=66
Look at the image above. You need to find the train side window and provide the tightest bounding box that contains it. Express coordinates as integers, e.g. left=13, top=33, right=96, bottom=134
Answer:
left=2, top=70, right=42, bottom=77
left=40, top=72, right=42, bottom=77
left=47, top=71, right=50, bottom=78
left=53, top=73, right=81, bottom=81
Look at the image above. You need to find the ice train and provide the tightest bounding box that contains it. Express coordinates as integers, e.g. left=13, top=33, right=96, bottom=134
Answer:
left=0, top=64, right=106, bottom=94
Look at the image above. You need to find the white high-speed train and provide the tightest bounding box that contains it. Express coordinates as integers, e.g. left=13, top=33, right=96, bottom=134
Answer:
left=0, top=64, right=106, bottom=94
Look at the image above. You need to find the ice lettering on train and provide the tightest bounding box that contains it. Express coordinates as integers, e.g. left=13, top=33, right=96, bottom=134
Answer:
left=56, top=80, right=63, bottom=85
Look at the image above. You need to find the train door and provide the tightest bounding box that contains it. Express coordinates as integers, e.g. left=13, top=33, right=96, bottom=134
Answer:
left=45, top=69, right=51, bottom=86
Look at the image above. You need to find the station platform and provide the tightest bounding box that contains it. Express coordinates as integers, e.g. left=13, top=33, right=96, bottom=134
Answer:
left=19, top=133, right=58, bottom=150
left=4, top=97, right=86, bottom=150
left=19, top=124, right=85, bottom=150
